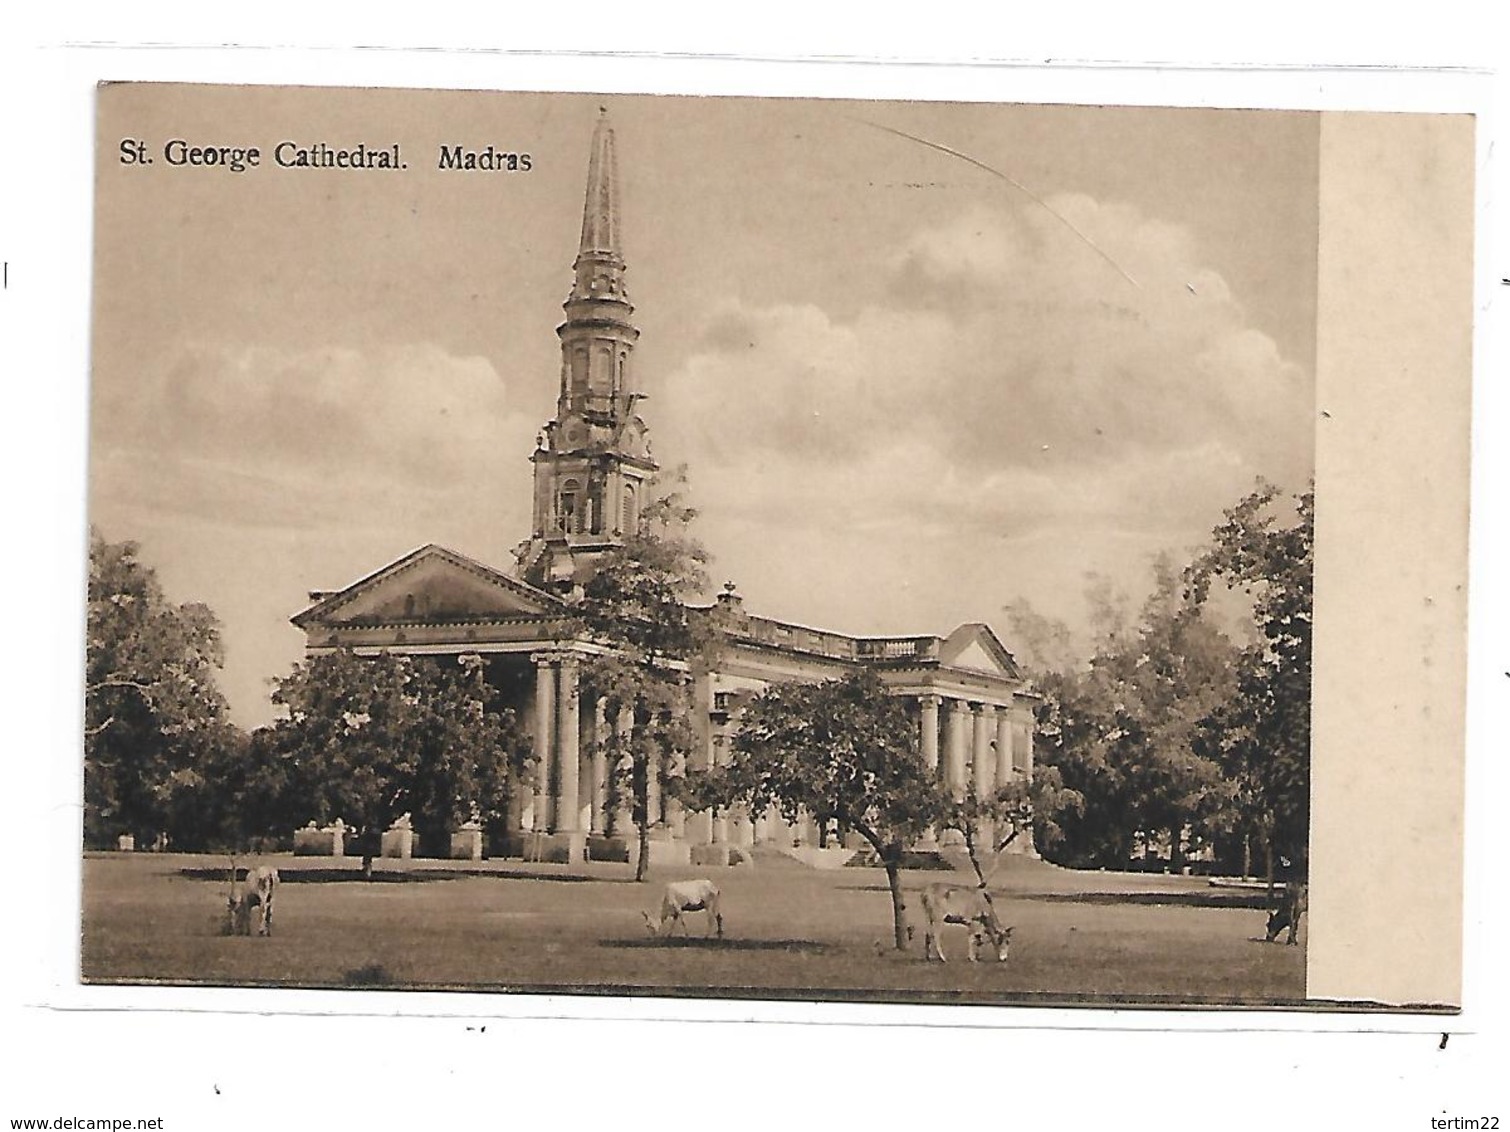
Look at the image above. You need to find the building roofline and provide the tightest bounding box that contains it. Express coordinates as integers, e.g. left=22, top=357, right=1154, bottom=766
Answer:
left=291, top=544, right=565, bottom=629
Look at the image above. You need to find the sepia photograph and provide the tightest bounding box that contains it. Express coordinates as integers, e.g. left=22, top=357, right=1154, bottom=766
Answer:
left=79, top=82, right=1472, bottom=1011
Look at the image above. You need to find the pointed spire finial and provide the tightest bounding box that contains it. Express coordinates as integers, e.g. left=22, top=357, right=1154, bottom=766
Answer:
left=578, top=109, right=620, bottom=260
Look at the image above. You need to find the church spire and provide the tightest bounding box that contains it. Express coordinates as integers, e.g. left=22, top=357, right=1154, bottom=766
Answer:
left=571, top=108, right=627, bottom=305
left=518, top=109, right=657, bottom=593
left=579, top=110, right=619, bottom=255
left=556, top=107, right=638, bottom=421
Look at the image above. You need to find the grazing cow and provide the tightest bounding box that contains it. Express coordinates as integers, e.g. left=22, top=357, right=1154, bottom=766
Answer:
left=643, top=878, right=723, bottom=939
left=226, top=865, right=280, bottom=937
left=919, top=882, right=1012, bottom=963
left=1265, top=880, right=1307, bottom=945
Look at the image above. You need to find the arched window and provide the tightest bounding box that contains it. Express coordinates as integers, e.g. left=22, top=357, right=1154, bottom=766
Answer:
left=621, top=483, right=638, bottom=535
left=571, top=346, right=588, bottom=395
left=558, top=478, right=582, bottom=534
left=588, top=475, right=604, bottom=535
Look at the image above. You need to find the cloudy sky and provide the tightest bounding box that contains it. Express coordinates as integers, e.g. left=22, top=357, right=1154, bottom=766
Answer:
left=90, top=86, right=1317, bottom=726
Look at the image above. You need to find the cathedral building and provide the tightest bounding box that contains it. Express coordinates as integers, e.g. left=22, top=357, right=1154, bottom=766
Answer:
left=292, top=111, right=1037, bottom=865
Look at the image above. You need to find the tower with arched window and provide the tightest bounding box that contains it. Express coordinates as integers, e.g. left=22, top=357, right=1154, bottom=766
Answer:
left=294, top=108, right=1036, bottom=867
left=517, top=109, right=658, bottom=593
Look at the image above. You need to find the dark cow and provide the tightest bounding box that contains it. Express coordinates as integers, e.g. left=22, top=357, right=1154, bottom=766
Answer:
left=1265, top=880, right=1307, bottom=945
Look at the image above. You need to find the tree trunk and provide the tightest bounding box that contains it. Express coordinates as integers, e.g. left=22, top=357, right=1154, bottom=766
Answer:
left=633, top=761, right=650, bottom=883
left=361, top=825, right=378, bottom=880
left=1263, top=836, right=1275, bottom=901
left=635, top=824, right=651, bottom=882
left=1242, top=832, right=1252, bottom=880
left=1169, top=823, right=1184, bottom=874
left=883, top=850, right=909, bottom=951
left=962, top=825, right=988, bottom=888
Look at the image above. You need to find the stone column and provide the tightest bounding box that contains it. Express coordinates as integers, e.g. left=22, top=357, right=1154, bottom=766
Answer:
left=590, top=697, right=609, bottom=836
left=917, top=694, right=942, bottom=848
left=613, top=702, right=635, bottom=837
left=1018, top=710, right=1035, bottom=782
left=943, top=698, right=969, bottom=801
left=918, top=695, right=940, bottom=777
left=996, top=705, right=1015, bottom=788
left=973, top=703, right=997, bottom=849
left=1014, top=705, right=1038, bottom=858
left=530, top=654, right=556, bottom=833
left=555, top=656, right=581, bottom=834
left=710, top=735, right=729, bottom=845
left=686, top=672, right=715, bottom=845
left=576, top=699, right=593, bottom=835
left=973, top=704, right=996, bottom=801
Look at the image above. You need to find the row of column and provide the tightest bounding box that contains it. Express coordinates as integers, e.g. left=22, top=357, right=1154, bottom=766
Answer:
left=525, top=651, right=691, bottom=840
left=917, top=694, right=1034, bottom=803
left=521, top=657, right=1034, bottom=846
left=525, top=653, right=618, bottom=837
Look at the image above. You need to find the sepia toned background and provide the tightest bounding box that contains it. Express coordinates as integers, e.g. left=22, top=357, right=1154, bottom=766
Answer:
left=86, top=84, right=1470, bottom=1008
left=91, top=86, right=1318, bottom=725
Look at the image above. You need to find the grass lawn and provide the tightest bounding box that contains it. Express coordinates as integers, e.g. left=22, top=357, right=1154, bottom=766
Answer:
left=80, top=851, right=1306, bottom=1007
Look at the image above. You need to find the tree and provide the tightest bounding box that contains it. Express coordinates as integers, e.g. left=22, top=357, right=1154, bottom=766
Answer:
left=1007, top=556, right=1238, bottom=871
left=1005, top=486, right=1310, bottom=877
left=269, top=649, right=525, bottom=877
left=691, top=670, right=944, bottom=950
left=1017, top=646, right=1132, bottom=868
left=85, top=529, right=233, bottom=848
left=570, top=467, right=712, bottom=881
left=938, top=784, right=1031, bottom=883
left=1187, top=483, right=1314, bottom=880
left=1107, top=557, right=1236, bottom=870
left=193, top=726, right=301, bottom=853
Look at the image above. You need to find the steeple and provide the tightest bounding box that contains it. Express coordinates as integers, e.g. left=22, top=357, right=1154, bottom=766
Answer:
left=555, top=108, right=639, bottom=422
left=573, top=108, right=624, bottom=299
left=517, top=109, right=658, bottom=594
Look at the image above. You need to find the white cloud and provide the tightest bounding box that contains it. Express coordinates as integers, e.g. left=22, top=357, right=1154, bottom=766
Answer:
left=93, top=341, right=537, bottom=531
left=90, top=341, right=540, bottom=726
left=654, top=195, right=1314, bottom=634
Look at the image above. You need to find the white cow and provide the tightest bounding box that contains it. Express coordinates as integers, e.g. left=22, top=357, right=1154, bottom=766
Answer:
left=226, top=864, right=280, bottom=937
left=918, top=882, right=1012, bottom=963
left=643, top=878, right=723, bottom=939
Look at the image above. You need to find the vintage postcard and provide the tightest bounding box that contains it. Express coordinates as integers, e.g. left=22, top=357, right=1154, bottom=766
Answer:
left=80, top=82, right=1473, bottom=1012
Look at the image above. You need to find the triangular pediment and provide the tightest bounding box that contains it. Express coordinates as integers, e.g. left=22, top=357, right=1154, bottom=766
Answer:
left=293, top=545, right=561, bottom=629
left=938, top=623, right=1022, bottom=679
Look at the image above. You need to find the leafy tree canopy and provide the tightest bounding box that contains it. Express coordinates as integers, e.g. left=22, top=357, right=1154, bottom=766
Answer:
left=1010, top=555, right=1240, bottom=869
left=85, top=529, right=234, bottom=847
left=691, top=669, right=944, bottom=949
left=269, top=649, right=525, bottom=875
left=569, top=466, right=713, bottom=879
left=1186, top=482, right=1314, bottom=871
left=1008, top=482, right=1313, bottom=878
